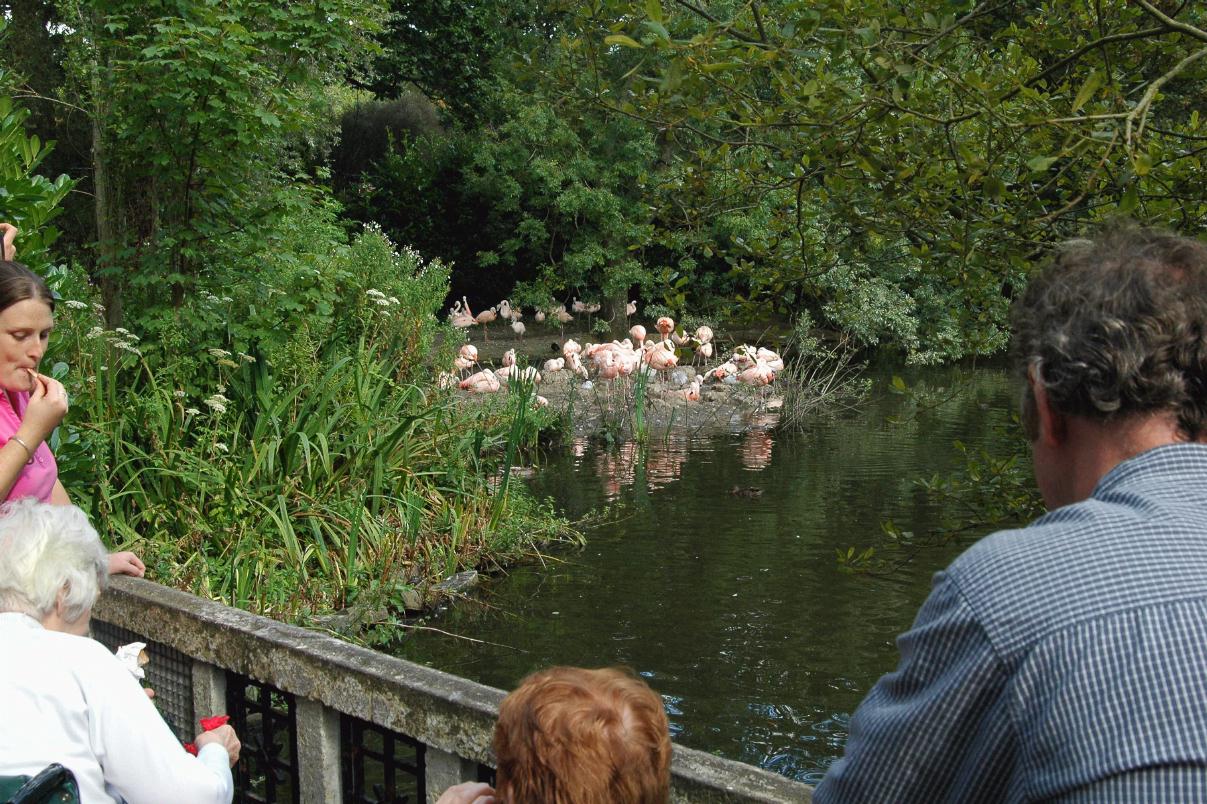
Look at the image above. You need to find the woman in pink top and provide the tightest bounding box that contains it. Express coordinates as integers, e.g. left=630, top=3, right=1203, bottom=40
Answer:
left=0, top=246, right=143, bottom=576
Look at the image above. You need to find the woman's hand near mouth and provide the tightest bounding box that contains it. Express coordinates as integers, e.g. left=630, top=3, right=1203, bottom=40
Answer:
left=20, top=373, right=69, bottom=446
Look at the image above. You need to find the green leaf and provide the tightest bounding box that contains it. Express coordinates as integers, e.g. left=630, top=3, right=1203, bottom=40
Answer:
left=1026, top=155, right=1058, bottom=172
left=604, top=34, right=643, bottom=49
left=644, top=0, right=663, bottom=25
left=982, top=175, right=1005, bottom=200
left=1071, top=71, right=1102, bottom=114
left=1134, top=152, right=1153, bottom=176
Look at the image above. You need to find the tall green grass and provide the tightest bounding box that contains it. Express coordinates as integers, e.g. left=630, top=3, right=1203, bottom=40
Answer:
left=48, top=237, right=575, bottom=624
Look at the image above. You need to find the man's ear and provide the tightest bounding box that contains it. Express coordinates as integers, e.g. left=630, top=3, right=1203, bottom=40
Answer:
left=1028, top=372, right=1066, bottom=447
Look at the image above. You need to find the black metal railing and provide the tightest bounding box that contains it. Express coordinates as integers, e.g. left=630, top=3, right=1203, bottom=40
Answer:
left=227, top=674, right=300, bottom=804
left=340, top=714, right=426, bottom=804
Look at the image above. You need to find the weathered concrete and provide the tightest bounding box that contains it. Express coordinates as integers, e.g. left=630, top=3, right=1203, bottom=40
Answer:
left=94, top=577, right=813, bottom=803
left=297, top=699, right=342, bottom=803
left=424, top=748, right=480, bottom=804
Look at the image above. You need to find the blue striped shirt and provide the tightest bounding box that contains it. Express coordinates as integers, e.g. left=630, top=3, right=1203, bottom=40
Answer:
left=814, top=443, right=1207, bottom=803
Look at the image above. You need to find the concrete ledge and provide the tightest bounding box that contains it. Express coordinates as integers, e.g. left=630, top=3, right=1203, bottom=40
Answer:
left=95, top=577, right=813, bottom=803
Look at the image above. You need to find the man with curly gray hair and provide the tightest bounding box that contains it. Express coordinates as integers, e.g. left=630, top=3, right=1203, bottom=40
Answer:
left=815, top=223, right=1207, bottom=802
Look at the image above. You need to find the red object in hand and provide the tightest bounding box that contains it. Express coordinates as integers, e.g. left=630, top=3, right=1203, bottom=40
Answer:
left=184, top=714, right=231, bottom=755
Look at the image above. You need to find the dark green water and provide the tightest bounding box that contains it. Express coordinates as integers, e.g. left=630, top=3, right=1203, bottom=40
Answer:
left=396, top=367, right=1023, bottom=784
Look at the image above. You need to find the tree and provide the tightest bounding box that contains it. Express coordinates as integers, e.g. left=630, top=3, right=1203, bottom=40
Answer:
left=544, top=0, right=1207, bottom=360
left=51, top=0, right=385, bottom=323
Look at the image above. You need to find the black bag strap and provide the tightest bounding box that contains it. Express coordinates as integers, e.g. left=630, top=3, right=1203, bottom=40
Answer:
left=4, top=764, right=79, bottom=804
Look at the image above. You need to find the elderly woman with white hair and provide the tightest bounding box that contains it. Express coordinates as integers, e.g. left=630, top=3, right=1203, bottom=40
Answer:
left=0, top=500, right=240, bottom=803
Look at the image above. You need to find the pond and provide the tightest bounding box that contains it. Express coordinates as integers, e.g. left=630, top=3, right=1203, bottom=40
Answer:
left=394, top=365, right=1026, bottom=784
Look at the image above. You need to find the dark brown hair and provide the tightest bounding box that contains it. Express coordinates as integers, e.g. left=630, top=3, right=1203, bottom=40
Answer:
left=1012, top=222, right=1207, bottom=439
left=493, top=666, right=672, bottom=804
left=0, top=260, right=54, bottom=314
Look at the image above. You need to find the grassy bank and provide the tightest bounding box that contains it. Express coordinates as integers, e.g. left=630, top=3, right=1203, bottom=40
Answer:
left=45, top=228, right=576, bottom=631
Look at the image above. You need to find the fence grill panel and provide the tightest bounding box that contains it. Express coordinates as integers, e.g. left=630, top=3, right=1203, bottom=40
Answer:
left=226, top=673, right=300, bottom=804
left=340, top=713, right=425, bottom=804
left=90, top=620, right=194, bottom=742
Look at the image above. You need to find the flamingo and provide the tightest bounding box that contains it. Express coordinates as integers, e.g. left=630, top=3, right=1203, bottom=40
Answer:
left=453, top=343, right=479, bottom=377
left=737, top=360, right=776, bottom=387
left=512, top=320, right=526, bottom=339
left=693, top=327, right=714, bottom=366
left=449, top=299, right=475, bottom=329
left=664, top=378, right=701, bottom=402
left=543, top=357, right=565, bottom=373
left=655, top=317, right=675, bottom=342
left=630, top=324, right=646, bottom=349
left=756, top=347, right=784, bottom=372
left=562, top=339, right=582, bottom=361
left=534, top=310, right=546, bottom=323
left=460, top=369, right=501, bottom=393
left=626, top=300, right=638, bottom=318
left=643, top=341, right=679, bottom=372
left=474, top=305, right=498, bottom=341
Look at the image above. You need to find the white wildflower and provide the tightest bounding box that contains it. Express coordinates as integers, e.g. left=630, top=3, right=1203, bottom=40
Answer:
left=374, top=297, right=391, bottom=307
left=366, top=288, right=386, bottom=299
left=207, top=348, right=232, bottom=359
left=203, top=394, right=229, bottom=415
left=388, top=296, right=400, bottom=306
left=213, top=442, right=229, bottom=453
left=184, top=407, right=201, bottom=416
left=86, top=327, right=105, bottom=339
left=114, top=327, right=131, bottom=337
left=92, top=303, right=106, bottom=314
left=221, top=296, right=232, bottom=303
left=173, top=390, right=186, bottom=398
left=64, top=300, right=89, bottom=310
left=238, top=353, right=256, bottom=363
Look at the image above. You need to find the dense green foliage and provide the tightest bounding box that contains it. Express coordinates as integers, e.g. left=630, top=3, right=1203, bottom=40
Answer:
left=7, top=0, right=1207, bottom=606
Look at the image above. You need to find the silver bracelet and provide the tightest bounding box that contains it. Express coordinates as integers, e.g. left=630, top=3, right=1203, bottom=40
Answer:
left=10, top=436, right=34, bottom=465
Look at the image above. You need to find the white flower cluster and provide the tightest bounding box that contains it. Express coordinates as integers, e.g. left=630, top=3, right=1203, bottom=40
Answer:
left=85, top=325, right=141, bottom=355
left=64, top=300, right=89, bottom=310
left=366, top=289, right=401, bottom=309
left=203, top=393, right=229, bottom=415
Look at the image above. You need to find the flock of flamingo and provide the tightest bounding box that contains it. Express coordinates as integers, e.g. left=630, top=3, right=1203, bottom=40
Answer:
left=439, top=298, right=784, bottom=406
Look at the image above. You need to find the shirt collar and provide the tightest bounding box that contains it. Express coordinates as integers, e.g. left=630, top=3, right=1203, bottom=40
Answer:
left=0, top=611, right=44, bottom=629
left=1092, top=442, right=1207, bottom=499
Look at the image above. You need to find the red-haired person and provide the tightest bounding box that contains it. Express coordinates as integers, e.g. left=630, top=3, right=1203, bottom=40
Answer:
left=439, top=666, right=672, bottom=804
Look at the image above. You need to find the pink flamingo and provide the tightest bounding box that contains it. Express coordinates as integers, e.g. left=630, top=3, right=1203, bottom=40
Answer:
left=449, top=299, right=475, bottom=329
left=453, top=343, right=479, bottom=377
left=756, top=347, right=784, bottom=372
left=655, top=317, right=675, bottom=342
left=629, top=324, right=647, bottom=349
left=460, top=369, right=501, bottom=393
left=737, top=360, right=775, bottom=387
left=474, top=304, right=498, bottom=342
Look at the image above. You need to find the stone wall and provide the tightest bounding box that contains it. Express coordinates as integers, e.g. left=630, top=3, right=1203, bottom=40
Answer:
left=94, top=577, right=814, bottom=803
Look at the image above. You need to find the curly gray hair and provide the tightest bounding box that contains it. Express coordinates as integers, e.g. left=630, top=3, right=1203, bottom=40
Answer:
left=1012, top=222, right=1207, bottom=439
left=0, top=500, right=108, bottom=623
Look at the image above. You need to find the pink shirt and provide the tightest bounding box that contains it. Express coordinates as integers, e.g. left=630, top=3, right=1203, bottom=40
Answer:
left=0, top=391, right=58, bottom=502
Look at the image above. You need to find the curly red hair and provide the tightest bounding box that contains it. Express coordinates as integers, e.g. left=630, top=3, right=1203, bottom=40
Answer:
left=492, top=666, right=672, bottom=804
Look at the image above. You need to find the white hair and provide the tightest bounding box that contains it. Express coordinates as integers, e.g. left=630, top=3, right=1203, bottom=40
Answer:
left=0, top=500, right=108, bottom=623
